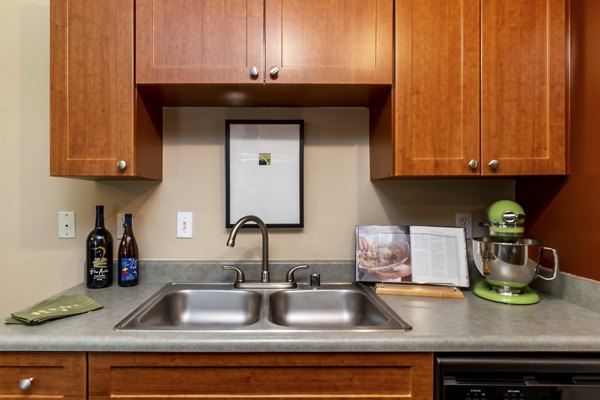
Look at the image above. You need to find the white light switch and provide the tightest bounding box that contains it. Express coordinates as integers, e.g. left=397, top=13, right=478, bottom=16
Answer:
left=58, top=211, right=76, bottom=238
left=177, top=212, right=193, bottom=238
left=116, top=212, right=128, bottom=239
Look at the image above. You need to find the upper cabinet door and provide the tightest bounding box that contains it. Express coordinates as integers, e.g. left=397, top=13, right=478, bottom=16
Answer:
left=481, top=0, right=567, bottom=175
left=393, top=0, right=481, bottom=176
left=50, top=0, right=139, bottom=178
left=264, top=0, right=393, bottom=84
left=136, top=0, right=265, bottom=84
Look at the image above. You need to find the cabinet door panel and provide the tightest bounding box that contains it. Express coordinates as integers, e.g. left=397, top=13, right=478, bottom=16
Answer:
left=265, top=0, right=393, bottom=84
left=89, top=352, right=433, bottom=399
left=394, top=0, right=480, bottom=175
left=50, top=0, right=136, bottom=177
left=481, top=0, right=567, bottom=175
left=136, top=0, right=264, bottom=83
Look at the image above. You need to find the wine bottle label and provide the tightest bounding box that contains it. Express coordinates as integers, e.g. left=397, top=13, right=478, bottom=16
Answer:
left=92, top=246, right=108, bottom=268
left=89, top=246, right=110, bottom=282
left=120, top=257, right=138, bottom=282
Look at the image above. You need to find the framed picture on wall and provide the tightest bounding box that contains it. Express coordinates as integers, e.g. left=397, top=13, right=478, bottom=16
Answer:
left=225, top=120, right=304, bottom=228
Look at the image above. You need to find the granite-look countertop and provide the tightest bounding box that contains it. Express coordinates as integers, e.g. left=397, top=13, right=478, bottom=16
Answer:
left=2, top=276, right=600, bottom=353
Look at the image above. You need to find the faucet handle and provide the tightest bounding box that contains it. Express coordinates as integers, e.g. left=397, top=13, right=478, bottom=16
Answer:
left=285, top=265, right=309, bottom=283
left=222, top=265, right=246, bottom=284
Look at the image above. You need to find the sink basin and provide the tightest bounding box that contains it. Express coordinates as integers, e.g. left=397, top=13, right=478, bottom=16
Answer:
left=115, top=283, right=262, bottom=330
left=115, top=282, right=411, bottom=332
left=268, top=290, right=389, bottom=328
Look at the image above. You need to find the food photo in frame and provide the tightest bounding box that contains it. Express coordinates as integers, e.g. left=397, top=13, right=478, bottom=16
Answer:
left=226, top=120, right=304, bottom=228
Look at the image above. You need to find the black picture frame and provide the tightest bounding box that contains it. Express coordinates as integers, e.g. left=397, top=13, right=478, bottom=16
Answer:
left=225, top=120, right=304, bottom=228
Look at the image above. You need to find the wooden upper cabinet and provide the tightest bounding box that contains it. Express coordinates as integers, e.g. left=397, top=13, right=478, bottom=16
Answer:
left=393, top=0, right=480, bottom=176
left=481, top=0, right=567, bottom=175
left=50, top=0, right=162, bottom=180
left=373, top=0, right=567, bottom=178
left=265, top=0, right=393, bottom=84
left=135, top=0, right=393, bottom=85
left=136, top=0, right=265, bottom=84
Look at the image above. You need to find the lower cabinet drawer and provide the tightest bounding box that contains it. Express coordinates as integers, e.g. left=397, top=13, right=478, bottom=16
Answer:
left=0, top=352, right=86, bottom=399
left=89, top=352, right=433, bottom=399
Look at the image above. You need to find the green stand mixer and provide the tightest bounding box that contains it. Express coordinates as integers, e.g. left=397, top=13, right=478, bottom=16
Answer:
left=472, top=200, right=559, bottom=305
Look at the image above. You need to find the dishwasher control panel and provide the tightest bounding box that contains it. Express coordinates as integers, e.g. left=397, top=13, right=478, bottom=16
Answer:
left=444, top=383, right=550, bottom=400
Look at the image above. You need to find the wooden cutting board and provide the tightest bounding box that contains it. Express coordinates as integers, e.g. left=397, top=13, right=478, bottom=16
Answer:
left=375, top=283, right=464, bottom=299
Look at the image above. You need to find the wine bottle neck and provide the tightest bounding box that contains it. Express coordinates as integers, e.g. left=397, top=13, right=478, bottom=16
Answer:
left=95, top=206, right=105, bottom=229
left=124, top=213, right=133, bottom=229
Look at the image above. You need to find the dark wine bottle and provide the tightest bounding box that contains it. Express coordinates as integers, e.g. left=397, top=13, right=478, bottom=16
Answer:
left=118, top=213, right=139, bottom=287
left=86, top=205, right=113, bottom=288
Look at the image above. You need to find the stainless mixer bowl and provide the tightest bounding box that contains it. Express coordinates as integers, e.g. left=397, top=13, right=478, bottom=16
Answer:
left=472, top=237, right=559, bottom=292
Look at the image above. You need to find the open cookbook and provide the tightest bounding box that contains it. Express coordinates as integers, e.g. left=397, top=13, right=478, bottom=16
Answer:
left=356, top=225, right=469, bottom=287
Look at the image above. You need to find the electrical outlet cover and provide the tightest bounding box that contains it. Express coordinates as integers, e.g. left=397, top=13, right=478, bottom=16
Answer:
left=455, top=213, right=473, bottom=239
left=58, top=211, right=76, bottom=238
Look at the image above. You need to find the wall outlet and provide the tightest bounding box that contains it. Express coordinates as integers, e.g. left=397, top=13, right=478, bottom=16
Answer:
left=455, top=213, right=473, bottom=239
left=177, top=212, right=193, bottom=238
left=58, top=211, right=76, bottom=238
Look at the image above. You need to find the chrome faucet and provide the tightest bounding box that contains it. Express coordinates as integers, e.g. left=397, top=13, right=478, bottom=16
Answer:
left=223, top=215, right=308, bottom=289
left=226, top=215, right=270, bottom=283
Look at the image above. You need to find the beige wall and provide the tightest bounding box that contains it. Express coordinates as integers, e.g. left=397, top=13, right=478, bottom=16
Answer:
left=0, top=0, right=514, bottom=316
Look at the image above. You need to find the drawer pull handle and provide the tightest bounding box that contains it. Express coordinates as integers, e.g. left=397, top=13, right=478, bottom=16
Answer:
left=19, top=377, right=34, bottom=391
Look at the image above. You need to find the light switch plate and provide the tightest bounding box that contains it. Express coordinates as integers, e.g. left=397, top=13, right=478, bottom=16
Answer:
left=58, top=211, right=76, bottom=238
left=177, top=212, right=193, bottom=238
left=116, top=212, right=129, bottom=239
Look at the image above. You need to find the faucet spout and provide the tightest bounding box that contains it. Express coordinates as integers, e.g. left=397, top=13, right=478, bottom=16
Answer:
left=227, top=215, right=269, bottom=283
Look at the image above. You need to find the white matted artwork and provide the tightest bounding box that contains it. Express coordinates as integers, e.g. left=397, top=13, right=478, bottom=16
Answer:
left=226, top=120, right=304, bottom=228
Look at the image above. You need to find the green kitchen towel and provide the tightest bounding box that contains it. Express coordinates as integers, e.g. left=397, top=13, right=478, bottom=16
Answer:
left=5, top=294, right=103, bottom=325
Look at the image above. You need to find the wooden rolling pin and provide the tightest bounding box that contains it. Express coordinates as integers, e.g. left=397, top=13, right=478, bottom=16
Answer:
left=375, top=282, right=464, bottom=299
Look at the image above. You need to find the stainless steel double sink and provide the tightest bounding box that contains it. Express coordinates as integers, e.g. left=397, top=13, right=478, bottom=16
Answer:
left=114, top=282, right=411, bottom=332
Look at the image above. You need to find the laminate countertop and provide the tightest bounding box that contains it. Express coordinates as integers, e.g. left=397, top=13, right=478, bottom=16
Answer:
left=2, top=279, right=600, bottom=353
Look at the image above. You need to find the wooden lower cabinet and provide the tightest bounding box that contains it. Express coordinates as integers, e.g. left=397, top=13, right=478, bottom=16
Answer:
left=0, top=352, right=86, bottom=399
left=88, top=352, right=434, bottom=399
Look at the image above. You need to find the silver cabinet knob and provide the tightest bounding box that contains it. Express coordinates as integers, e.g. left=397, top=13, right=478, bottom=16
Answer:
left=468, top=159, right=479, bottom=170
left=249, top=66, right=259, bottom=79
left=19, top=378, right=33, bottom=391
left=117, top=160, right=127, bottom=171
left=269, top=66, right=279, bottom=78
left=488, top=159, right=499, bottom=171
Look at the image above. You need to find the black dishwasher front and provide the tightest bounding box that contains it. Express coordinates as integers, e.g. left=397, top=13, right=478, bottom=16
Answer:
left=436, top=353, right=600, bottom=400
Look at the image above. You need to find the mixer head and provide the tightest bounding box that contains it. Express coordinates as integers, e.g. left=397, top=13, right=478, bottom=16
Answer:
left=486, top=200, right=525, bottom=237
